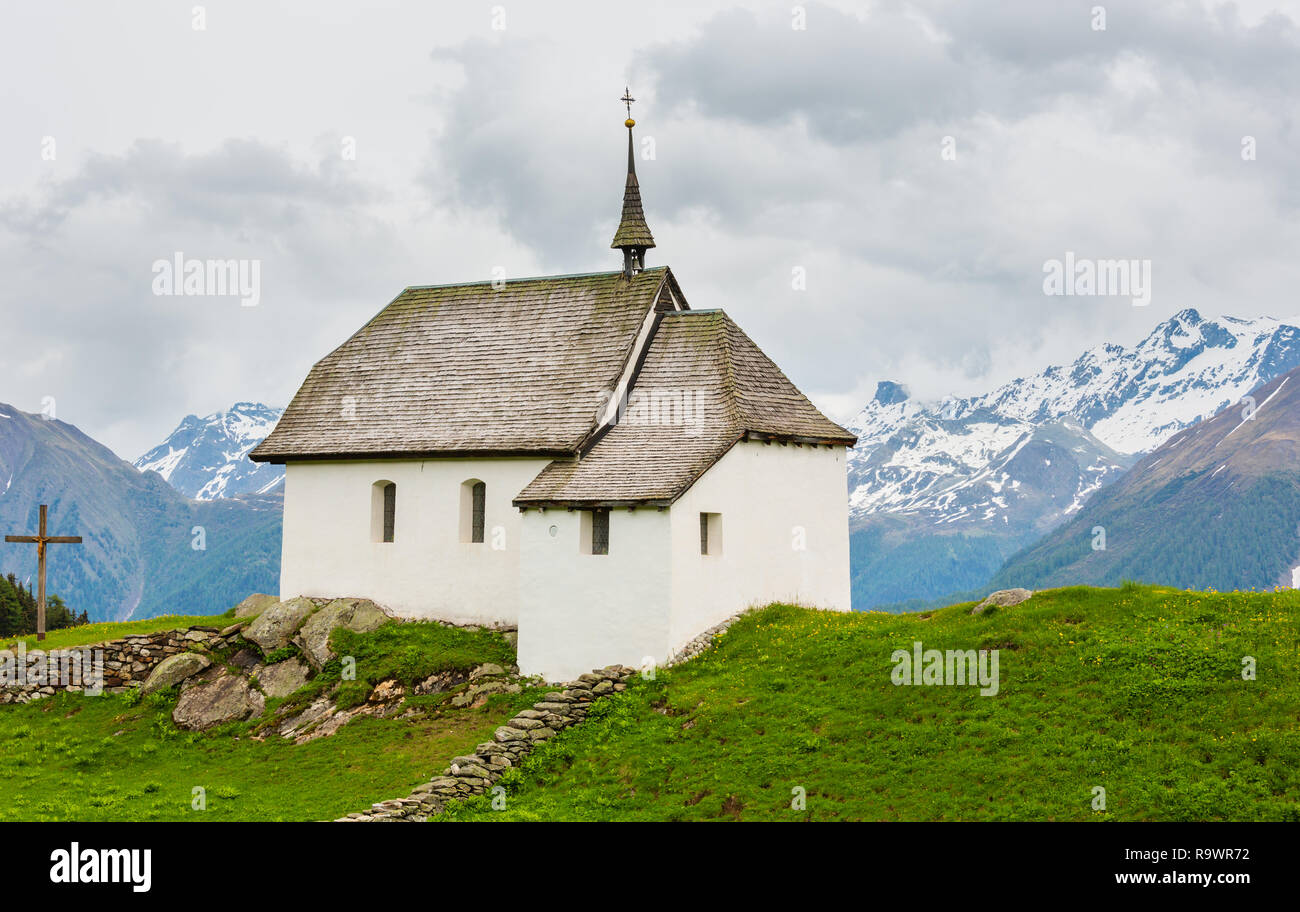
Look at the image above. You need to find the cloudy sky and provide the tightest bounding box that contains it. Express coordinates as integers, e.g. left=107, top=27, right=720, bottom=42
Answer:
left=2, top=0, right=1298, bottom=460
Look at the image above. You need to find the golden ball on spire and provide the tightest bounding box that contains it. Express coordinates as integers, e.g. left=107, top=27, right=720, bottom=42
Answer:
left=625, top=118, right=636, bottom=128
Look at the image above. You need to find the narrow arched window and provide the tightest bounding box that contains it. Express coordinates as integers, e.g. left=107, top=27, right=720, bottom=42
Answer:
left=372, top=481, right=396, bottom=543
left=460, top=479, right=487, bottom=544
left=471, top=481, right=486, bottom=543
left=383, top=483, right=396, bottom=542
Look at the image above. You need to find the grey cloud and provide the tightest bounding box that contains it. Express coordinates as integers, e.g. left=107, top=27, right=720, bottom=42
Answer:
left=647, top=1, right=1300, bottom=144
left=0, top=138, right=407, bottom=459
left=2, top=138, right=379, bottom=240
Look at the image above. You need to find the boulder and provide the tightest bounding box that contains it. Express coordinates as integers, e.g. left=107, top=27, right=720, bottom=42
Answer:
left=294, top=598, right=390, bottom=669
left=141, top=652, right=211, bottom=695
left=233, top=593, right=280, bottom=618
left=253, top=657, right=311, bottom=699
left=244, top=596, right=317, bottom=653
left=972, top=588, right=1034, bottom=615
left=172, top=673, right=264, bottom=731
left=469, top=662, right=505, bottom=681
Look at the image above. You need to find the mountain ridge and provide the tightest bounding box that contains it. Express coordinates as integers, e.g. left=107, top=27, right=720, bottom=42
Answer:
left=846, top=308, right=1300, bottom=609
left=991, top=365, right=1300, bottom=592
left=134, top=402, right=284, bottom=500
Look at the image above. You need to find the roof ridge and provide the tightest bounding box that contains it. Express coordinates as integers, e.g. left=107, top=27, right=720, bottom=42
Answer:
left=403, top=267, right=666, bottom=292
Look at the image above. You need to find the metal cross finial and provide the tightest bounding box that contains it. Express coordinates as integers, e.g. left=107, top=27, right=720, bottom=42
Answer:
left=621, top=87, right=635, bottom=117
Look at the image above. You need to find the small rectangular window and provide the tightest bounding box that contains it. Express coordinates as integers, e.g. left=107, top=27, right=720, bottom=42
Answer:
left=471, top=481, right=486, bottom=543
left=700, top=512, right=721, bottom=556
left=382, top=483, right=396, bottom=543
left=592, top=509, right=609, bottom=555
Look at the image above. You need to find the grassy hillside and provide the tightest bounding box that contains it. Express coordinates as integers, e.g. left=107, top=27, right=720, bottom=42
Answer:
left=0, top=618, right=541, bottom=821
left=441, top=585, right=1300, bottom=821
left=3, top=585, right=1296, bottom=821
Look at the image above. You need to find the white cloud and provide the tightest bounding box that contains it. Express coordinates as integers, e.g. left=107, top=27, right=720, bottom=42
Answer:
left=0, top=0, right=1297, bottom=457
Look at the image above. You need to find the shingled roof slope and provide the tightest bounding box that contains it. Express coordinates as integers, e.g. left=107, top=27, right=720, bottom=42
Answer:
left=514, top=310, right=856, bottom=507
left=250, top=268, right=672, bottom=462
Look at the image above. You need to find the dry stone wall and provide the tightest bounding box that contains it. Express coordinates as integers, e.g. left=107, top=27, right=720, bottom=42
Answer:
left=339, top=664, right=638, bottom=821
left=0, top=625, right=236, bottom=704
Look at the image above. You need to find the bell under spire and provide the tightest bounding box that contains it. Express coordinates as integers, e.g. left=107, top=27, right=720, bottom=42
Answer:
left=611, top=87, right=655, bottom=278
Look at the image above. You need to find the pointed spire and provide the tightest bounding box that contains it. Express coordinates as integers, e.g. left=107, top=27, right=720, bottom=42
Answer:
left=611, top=87, right=655, bottom=277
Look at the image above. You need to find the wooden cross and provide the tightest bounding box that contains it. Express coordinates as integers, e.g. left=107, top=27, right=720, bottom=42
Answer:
left=4, top=504, right=82, bottom=641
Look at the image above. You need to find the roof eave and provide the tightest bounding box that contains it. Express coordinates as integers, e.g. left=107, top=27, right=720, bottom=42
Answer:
left=512, top=497, right=675, bottom=510
left=743, top=430, right=858, bottom=447
left=250, top=447, right=576, bottom=466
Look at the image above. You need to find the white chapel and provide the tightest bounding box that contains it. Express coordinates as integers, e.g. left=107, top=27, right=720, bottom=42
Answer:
left=251, top=102, right=857, bottom=681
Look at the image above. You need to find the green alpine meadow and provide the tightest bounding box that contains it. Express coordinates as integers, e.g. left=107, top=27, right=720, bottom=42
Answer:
left=2, top=584, right=1295, bottom=822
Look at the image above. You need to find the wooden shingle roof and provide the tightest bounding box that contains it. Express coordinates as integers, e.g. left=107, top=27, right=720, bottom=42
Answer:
left=513, top=310, right=857, bottom=507
left=249, top=269, right=672, bottom=462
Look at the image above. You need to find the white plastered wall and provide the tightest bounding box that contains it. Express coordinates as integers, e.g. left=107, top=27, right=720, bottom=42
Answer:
left=517, top=506, right=672, bottom=682
left=280, top=457, right=551, bottom=625
left=666, top=440, right=851, bottom=657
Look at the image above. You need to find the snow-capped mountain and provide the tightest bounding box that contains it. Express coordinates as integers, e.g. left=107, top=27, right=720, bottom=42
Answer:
left=135, top=402, right=284, bottom=500
left=847, top=308, right=1300, bottom=609
left=994, top=364, right=1300, bottom=594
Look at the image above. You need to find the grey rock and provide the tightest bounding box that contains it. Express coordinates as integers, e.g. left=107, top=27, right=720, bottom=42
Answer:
left=244, top=596, right=317, bottom=653
left=294, top=598, right=390, bottom=670
left=253, top=657, right=311, bottom=698
left=450, top=763, right=492, bottom=779
left=233, top=593, right=280, bottom=618
left=278, top=695, right=337, bottom=738
left=141, top=652, right=211, bottom=695
left=972, top=588, right=1034, bottom=615
left=172, top=673, right=263, bottom=731
left=468, top=680, right=510, bottom=698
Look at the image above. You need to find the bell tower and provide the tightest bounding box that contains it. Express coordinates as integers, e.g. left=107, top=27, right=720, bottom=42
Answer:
left=610, top=88, right=656, bottom=278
